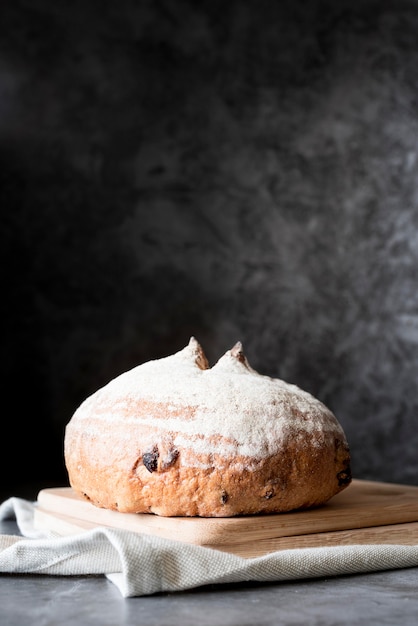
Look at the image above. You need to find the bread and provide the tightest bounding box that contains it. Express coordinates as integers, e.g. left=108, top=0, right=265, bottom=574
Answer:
left=64, top=337, right=351, bottom=517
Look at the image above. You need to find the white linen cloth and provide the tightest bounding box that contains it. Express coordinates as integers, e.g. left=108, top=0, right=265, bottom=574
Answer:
left=1, top=496, right=418, bottom=597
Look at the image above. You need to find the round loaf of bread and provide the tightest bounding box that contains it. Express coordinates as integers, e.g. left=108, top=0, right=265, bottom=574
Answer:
left=64, top=338, right=352, bottom=517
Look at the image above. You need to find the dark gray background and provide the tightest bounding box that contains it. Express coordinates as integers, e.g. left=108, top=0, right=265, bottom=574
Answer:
left=1, top=0, right=418, bottom=498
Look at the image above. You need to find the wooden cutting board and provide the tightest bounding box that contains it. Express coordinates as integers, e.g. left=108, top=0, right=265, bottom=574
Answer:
left=35, top=479, right=418, bottom=558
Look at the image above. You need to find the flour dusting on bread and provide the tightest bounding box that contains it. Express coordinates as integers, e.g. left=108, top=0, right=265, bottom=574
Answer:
left=64, top=338, right=351, bottom=517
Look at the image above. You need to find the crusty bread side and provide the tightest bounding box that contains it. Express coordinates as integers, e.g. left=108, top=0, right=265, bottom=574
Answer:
left=64, top=338, right=351, bottom=517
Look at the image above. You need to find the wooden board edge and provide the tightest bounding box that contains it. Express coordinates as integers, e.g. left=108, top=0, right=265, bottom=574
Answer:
left=36, top=480, right=418, bottom=547
left=34, top=507, right=418, bottom=558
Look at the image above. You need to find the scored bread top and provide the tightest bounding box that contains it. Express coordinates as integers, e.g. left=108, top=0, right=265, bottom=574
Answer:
left=69, top=337, right=346, bottom=464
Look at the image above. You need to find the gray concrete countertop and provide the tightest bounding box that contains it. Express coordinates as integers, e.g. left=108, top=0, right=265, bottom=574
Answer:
left=1, top=519, right=418, bottom=626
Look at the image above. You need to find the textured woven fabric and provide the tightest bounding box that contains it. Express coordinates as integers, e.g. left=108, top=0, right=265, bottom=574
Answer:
left=1, top=497, right=418, bottom=597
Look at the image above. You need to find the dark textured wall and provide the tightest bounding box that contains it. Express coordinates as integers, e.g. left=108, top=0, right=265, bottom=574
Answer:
left=2, top=0, right=418, bottom=496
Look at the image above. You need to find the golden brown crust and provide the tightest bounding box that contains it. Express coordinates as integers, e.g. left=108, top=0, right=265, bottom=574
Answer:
left=64, top=339, right=352, bottom=517
left=65, top=423, right=351, bottom=516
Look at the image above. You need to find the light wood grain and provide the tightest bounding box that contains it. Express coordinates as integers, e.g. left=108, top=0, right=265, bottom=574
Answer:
left=36, top=480, right=418, bottom=549
left=34, top=504, right=418, bottom=558
left=216, top=522, right=418, bottom=557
